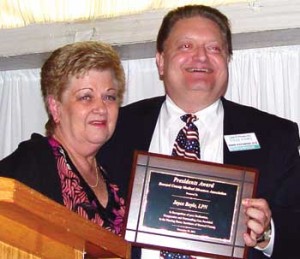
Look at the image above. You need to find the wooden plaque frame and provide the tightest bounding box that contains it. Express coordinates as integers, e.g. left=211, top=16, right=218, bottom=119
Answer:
left=124, top=151, right=258, bottom=259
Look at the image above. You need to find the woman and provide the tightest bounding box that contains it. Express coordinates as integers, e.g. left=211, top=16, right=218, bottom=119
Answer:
left=0, top=41, right=125, bottom=235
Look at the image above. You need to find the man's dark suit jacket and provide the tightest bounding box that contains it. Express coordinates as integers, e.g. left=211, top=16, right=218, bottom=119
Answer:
left=98, top=96, right=300, bottom=259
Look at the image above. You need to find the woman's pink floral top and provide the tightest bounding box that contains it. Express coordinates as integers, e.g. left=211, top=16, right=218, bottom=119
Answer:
left=49, top=137, right=125, bottom=235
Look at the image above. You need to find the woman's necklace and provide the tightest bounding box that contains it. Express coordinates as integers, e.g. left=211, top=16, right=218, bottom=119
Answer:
left=89, top=160, right=100, bottom=188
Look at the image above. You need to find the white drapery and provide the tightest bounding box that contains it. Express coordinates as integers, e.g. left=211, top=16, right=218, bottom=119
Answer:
left=1, top=0, right=248, bottom=29
left=0, top=69, right=47, bottom=159
left=1, top=45, right=300, bottom=159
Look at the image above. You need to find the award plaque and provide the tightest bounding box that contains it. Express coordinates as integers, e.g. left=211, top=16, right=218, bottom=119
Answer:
left=124, top=151, right=258, bottom=259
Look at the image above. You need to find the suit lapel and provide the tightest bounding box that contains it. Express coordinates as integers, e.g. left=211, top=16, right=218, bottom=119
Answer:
left=222, top=98, right=236, bottom=165
left=133, top=96, right=166, bottom=151
left=222, top=98, right=251, bottom=166
left=222, top=98, right=263, bottom=169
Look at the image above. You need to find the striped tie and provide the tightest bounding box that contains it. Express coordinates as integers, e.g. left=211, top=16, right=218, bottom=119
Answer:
left=160, top=251, right=197, bottom=259
left=172, top=114, right=200, bottom=160
left=160, top=114, right=200, bottom=259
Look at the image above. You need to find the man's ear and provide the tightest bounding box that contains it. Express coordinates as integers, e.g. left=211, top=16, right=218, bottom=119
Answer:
left=155, top=52, right=164, bottom=79
left=47, top=95, right=60, bottom=123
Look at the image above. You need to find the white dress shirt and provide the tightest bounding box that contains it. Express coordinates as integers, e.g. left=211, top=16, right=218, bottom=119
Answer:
left=149, top=96, right=224, bottom=164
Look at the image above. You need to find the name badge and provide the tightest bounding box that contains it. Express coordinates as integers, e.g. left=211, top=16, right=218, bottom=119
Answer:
left=224, top=133, right=260, bottom=152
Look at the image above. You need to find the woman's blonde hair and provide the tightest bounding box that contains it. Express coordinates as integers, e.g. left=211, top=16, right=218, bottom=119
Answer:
left=41, top=41, right=125, bottom=136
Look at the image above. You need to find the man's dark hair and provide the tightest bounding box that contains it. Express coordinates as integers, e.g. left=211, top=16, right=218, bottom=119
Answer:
left=156, top=5, right=232, bottom=56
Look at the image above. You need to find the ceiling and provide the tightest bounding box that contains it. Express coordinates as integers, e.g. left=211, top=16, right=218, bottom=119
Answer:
left=0, top=0, right=300, bottom=71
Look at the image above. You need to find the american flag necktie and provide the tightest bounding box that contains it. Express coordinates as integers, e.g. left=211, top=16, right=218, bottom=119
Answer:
left=172, top=114, right=200, bottom=160
left=160, top=251, right=197, bottom=259
left=160, top=114, right=200, bottom=259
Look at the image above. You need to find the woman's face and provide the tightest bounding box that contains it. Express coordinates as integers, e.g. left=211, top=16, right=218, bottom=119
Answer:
left=50, top=69, right=119, bottom=150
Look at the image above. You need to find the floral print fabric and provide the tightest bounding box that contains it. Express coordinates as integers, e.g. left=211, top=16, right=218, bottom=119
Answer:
left=48, top=137, right=125, bottom=235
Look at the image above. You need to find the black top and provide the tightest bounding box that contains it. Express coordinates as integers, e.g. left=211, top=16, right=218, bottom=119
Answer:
left=0, top=133, right=125, bottom=235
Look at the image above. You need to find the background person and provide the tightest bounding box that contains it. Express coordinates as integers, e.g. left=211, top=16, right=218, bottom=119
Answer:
left=0, top=41, right=126, bottom=235
left=98, top=5, right=300, bottom=259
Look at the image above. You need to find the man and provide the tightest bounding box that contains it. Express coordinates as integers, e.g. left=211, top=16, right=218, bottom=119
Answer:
left=98, top=5, right=300, bottom=259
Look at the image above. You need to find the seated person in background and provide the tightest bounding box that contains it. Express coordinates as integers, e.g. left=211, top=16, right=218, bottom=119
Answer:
left=98, top=4, right=300, bottom=259
left=0, top=41, right=126, bottom=235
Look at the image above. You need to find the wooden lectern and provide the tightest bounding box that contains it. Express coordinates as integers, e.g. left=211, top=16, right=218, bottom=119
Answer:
left=0, top=177, right=131, bottom=259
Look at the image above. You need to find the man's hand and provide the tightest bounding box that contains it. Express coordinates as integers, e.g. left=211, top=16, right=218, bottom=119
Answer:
left=242, top=198, right=272, bottom=249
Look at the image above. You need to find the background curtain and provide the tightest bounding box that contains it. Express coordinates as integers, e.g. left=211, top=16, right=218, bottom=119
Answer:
left=0, top=69, right=47, bottom=159
left=1, top=45, right=300, bottom=159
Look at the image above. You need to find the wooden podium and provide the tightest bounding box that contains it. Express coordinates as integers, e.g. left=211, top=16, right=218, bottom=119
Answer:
left=0, top=177, right=131, bottom=259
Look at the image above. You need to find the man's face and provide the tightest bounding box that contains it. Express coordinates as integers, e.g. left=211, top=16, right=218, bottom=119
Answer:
left=156, top=16, right=229, bottom=112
